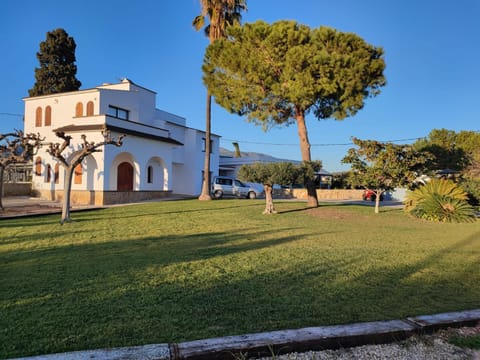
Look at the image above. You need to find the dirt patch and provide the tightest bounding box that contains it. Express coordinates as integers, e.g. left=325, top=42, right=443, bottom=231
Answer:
left=0, top=204, right=61, bottom=218
left=305, top=206, right=368, bottom=220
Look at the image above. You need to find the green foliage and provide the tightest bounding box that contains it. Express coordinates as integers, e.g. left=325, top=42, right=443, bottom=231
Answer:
left=459, top=178, right=480, bottom=207
left=203, top=20, right=386, bottom=129
left=237, top=161, right=299, bottom=186
left=237, top=160, right=322, bottom=187
left=299, top=160, right=322, bottom=185
left=331, top=171, right=352, bottom=189
left=413, top=128, right=480, bottom=175
left=342, top=138, right=429, bottom=191
left=193, top=0, right=247, bottom=40
left=29, top=28, right=81, bottom=97
left=404, top=179, right=476, bottom=223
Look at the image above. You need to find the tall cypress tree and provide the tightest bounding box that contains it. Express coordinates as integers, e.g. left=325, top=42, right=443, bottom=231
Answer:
left=29, top=28, right=82, bottom=97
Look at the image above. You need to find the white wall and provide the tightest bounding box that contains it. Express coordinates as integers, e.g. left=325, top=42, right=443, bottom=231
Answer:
left=104, top=133, right=173, bottom=191
left=23, top=79, right=220, bottom=197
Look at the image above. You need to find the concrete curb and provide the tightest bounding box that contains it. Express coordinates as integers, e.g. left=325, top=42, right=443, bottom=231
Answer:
left=12, top=309, right=480, bottom=360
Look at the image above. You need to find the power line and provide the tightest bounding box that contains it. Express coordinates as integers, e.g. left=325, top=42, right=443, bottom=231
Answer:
left=0, top=112, right=23, bottom=117
left=221, top=136, right=426, bottom=147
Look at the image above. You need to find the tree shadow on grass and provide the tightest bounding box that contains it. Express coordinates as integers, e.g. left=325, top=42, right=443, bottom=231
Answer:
left=1, top=220, right=478, bottom=358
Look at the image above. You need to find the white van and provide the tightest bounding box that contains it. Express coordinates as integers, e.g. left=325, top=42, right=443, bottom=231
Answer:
left=211, top=176, right=262, bottom=199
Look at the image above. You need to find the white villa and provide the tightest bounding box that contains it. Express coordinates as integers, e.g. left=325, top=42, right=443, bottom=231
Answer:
left=23, top=79, right=220, bottom=205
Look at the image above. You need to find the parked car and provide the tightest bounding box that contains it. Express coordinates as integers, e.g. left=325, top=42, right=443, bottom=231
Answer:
left=211, top=176, right=263, bottom=199
left=362, top=189, right=384, bottom=201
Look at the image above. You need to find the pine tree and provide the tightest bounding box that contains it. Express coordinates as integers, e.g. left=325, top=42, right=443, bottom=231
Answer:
left=29, top=28, right=82, bottom=97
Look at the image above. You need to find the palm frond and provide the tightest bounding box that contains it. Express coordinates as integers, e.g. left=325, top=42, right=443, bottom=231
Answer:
left=404, top=179, right=476, bottom=223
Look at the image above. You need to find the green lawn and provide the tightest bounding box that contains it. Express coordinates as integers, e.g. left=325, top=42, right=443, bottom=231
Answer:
left=1, top=200, right=479, bottom=358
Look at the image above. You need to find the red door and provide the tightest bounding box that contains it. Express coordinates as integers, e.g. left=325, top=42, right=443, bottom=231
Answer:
left=117, top=162, right=133, bottom=191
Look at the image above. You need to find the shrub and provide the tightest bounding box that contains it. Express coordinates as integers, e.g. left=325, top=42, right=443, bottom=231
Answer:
left=459, top=178, right=480, bottom=208
left=404, top=179, right=476, bottom=223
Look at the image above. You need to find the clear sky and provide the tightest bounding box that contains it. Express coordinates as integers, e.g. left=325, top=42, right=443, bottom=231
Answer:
left=1, top=0, right=479, bottom=172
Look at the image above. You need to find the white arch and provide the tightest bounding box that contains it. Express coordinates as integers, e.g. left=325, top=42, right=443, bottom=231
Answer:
left=145, top=156, right=169, bottom=190
left=109, top=152, right=139, bottom=190
left=85, top=154, right=99, bottom=190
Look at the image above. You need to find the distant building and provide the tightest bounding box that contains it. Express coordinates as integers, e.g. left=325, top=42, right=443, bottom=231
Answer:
left=23, top=79, right=219, bottom=205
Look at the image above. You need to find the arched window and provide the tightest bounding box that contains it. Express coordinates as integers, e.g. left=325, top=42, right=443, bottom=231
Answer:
left=35, top=107, right=42, bottom=127
left=147, top=165, right=153, bottom=184
left=46, top=164, right=52, bottom=183
left=54, top=163, right=60, bottom=184
left=35, top=157, right=42, bottom=176
left=86, top=101, right=94, bottom=116
left=75, top=102, right=83, bottom=117
left=45, top=106, right=52, bottom=126
left=74, top=164, right=83, bottom=184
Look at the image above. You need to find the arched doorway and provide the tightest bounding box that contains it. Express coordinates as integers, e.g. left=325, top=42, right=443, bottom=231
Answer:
left=117, top=162, right=133, bottom=191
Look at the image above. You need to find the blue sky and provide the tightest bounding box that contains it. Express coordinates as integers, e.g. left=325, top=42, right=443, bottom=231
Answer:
left=1, top=0, right=479, bottom=172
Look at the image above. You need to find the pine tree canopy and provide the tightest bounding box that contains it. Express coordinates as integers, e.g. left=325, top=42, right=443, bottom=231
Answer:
left=202, top=20, right=386, bottom=129
left=29, top=28, right=82, bottom=97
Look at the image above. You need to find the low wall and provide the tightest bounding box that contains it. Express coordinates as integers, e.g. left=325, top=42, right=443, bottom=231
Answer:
left=102, top=191, right=173, bottom=205
left=36, top=190, right=173, bottom=206
left=3, top=183, right=32, bottom=196
left=290, top=188, right=364, bottom=200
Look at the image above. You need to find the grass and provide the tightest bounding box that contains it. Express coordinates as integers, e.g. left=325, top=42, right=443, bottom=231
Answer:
left=449, top=334, right=480, bottom=349
left=1, top=199, right=479, bottom=358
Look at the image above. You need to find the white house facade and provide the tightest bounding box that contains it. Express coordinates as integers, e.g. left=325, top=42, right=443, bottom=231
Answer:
left=23, top=79, right=219, bottom=205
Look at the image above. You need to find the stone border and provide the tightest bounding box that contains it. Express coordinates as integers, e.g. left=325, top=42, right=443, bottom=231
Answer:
left=12, top=309, right=480, bottom=360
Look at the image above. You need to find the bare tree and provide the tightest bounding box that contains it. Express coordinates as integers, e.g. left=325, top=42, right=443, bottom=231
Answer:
left=0, top=130, right=43, bottom=210
left=47, top=128, right=124, bottom=224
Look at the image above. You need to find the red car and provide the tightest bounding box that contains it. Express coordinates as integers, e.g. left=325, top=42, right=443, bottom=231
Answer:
left=362, top=189, right=384, bottom=201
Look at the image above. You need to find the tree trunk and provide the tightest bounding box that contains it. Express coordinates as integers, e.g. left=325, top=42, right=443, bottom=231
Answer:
left=374, top=190, right=381, bottom=214
left=263, top=184, right=276, bottom=214
left=198, top=92, right=212, bottom=200
left=61, top=166, right=74, bottom=224
left=0, top=166, right=4, bottom=211
left=295, top=110, right=318, bottom=207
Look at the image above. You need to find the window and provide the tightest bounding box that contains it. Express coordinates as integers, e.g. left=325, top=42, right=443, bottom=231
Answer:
left=215, top=177, right=232, bottom=186
left=147, top=165, right=153, bottom=184
left=234, top=180, right=245, bottom=187
left=35, top=107, right=42, bottom=127
left=45, top=106, right=52, bottom=126
left=202, top=138, right=213, bottom=153
left=46, top=164, right=52, bottom=183
left=108, top=105, right=129, bottom=120
left=86, top=101, right=94, bottom=116
left=35, top=157, right=42, bottom=176
left=54, top=163, right=60, bottom=184
left=75, top=102, right=83, bottom=117
left=74, top=164, right=82, bottom=184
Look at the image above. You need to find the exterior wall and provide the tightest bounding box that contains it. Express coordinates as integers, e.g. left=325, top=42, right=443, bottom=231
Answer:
left=29, top=133, right=106, bottom=195
left=35, top=189, right=173, bottom=205
left=99, top=87, right=155, bottom=125
left=3, top=183, right=32, bottom=196
left=23, top=79, right=218, bottom=199
left=24, top=89, right=101, bottom=142
left=171, top=128, right=220, bottom=196
left=104, top=133, right=173, bottom=191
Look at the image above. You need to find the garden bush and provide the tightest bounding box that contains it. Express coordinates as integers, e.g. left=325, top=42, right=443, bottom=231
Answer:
left=404, top=179, right=476, bottom=223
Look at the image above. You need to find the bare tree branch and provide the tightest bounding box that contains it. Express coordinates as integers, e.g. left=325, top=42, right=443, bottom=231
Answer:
left=0, top=130, right=44, bottom=210
left=46, top=128, right=125, bottom=224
